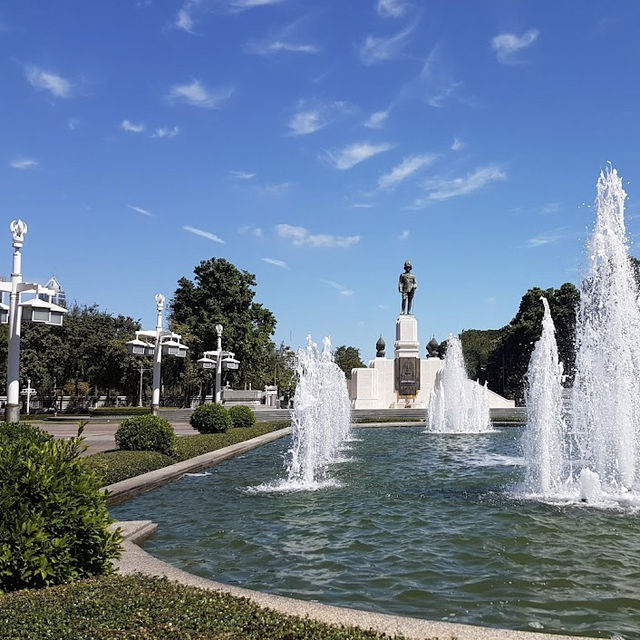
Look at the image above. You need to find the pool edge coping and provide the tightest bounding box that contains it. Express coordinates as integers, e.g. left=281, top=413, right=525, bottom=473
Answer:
left=114, top=520, right=592, bottom=640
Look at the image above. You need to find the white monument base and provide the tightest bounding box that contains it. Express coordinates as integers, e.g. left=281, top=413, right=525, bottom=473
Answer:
left=349, top=314, right=515, bottom=410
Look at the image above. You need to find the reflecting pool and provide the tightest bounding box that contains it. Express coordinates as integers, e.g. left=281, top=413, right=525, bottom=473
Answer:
left=112, top=427, right=640, bottom=638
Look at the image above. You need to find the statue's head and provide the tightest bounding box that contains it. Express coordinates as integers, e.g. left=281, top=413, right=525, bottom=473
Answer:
left=404, top=260, right=412, bottom=272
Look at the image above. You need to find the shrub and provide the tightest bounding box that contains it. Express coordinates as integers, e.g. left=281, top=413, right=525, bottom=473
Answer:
left=115, top=415, right=176, bottom=456
left=89, top=407, right=151, bottom=416
left=0, top=426, right=121, bottom=592
left=190, top=403, right=232, bottom=434
left=228, top=405, right=256, bottom=428
left=0, top=421, right=53, bottom=445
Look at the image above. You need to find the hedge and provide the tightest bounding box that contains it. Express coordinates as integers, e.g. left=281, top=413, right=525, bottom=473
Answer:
left=228, top=405, right=256, bottom=428
left=0, top=574, right=400, bottom=640
left=115, top=415, right=176, bottom=456
left=83, top=422, right=290, bottom=486
left=190, top=403, right=232, bottom=433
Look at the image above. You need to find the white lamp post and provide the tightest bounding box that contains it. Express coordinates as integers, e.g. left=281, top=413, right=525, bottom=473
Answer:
left=125, top=293, right=188, bottom=415
left=21, top=378, right=36, bottom=415
left=1, top=220, right=67, bottom=423
left=196, top=324, right=240, bottom=404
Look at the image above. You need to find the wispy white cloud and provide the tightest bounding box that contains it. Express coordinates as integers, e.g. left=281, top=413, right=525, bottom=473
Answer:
left=359, top=24, right=413, bottom=66
left=238, top=224, right=263, bottom=237
left=230, top=170, right=256, bottom=179
left=525, top=230, right=565, bottom=248
left=183, top=225, right=225, bottom=243
left=10, top=158, right=38, bottom=170
left=491, top=29, right=539, bottom=64
left=288, top=110, right=322, bottom=136
left=377, top=0, right=407, bottom=17
left=262, top=257, right=288, bottom=269
left=230, top=0, right=284, bottom=10
left=277, top=224, right=360, bottom=248
left=151, top=126, right=180, bottom=138
left=176, top=8, right=195, bottom=32
left=322, top=141, right=394, bottom=170
left=168, top=80, right=233, bottom=108
left=398, top=229, right=409, bottom=240
left=67, top=118, right=80, bottom=130
left=246, top=39, right=317, bottom=55
left=121, top=119, right=145, bottom=133
left=350, top=203, right=374, bottom=209
left=364, top=110, right=389, bottom=128
left=411, top=165, right=506, bottom=207
left=320, top=279, right=353, bottom=296
left=287, top=101, right=350, bottom=136
left=259, top=182, right=290, bottom=196
left=540, top=202, right=562, bottom=215
left=451, top=137, right=464, bottom=151
left=128, top=204, right=153, bottom=216
left=378, top=153, right=436, bottom=190
left=25, top=66, right=72, bottom=97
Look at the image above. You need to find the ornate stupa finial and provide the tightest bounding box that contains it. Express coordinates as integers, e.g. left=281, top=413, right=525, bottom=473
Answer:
left=376, top=334, right=386, bottom=358
left=427, top=336, right=439, bottom=358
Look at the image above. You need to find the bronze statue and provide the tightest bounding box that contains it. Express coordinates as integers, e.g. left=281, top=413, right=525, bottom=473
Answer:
left=398, top=260, right=417, bottom=314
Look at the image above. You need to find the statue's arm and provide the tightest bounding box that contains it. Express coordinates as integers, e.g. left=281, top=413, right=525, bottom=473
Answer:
left=398, top=275, right=403, bottom=292
left=413, top=277, right=418, bottom=291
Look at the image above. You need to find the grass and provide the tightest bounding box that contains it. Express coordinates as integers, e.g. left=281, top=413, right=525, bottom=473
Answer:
left=0, top=573, right=408, bottom=640
left=83, top=421, right=290, bottom=486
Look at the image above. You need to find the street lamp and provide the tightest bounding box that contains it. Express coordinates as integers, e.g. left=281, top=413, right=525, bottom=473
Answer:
left=196, top=323, right=240, bottom=404
left=125, top=293, right=188, bottom=415
left=0, top=220, right=68, bottom=422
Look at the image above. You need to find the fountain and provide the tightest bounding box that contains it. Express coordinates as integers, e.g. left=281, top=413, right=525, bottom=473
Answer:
left=268, top=335, right=351, bottom=490
left=426, top=333, right=491, bottom=433
left=523, top=297, right=566, bottom=495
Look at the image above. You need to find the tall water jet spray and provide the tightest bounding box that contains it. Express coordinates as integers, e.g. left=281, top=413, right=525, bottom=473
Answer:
left=426, top=334, right=491, bottom=433
left=571, top=167, right=640, bottom=492
left=523, top=297, right=566, bottom=495
left=285, top=335, right=351, bottom=488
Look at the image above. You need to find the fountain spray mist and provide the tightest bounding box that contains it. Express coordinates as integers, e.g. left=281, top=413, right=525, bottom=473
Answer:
left=523, top=297, right=566, bottom=495
left=571, top=168, right=640, bottom=491
left=426, top=334, right=491, bottom=433
left=285, top=335, right=351, bottom=488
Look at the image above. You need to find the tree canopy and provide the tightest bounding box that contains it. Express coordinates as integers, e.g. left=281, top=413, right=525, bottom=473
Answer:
left=169, top=258, right=277, bottom=391
left=334, top=345, right=365, bottom=379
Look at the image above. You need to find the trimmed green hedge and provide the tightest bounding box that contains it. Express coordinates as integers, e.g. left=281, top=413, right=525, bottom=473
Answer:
left=89, top=407, right=152, bottom=416
left=83, top=421, right=290, bottom=486
left=115, top=415, right=176, bottom=456
left=83, top=450, right=174, bottom=486
left=0, top=574, right=400, bottom=640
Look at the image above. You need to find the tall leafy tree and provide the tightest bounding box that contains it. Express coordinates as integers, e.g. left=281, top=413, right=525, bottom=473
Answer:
left=333, top=345, right=365, bottom=379
left=169, top=258, right=277, bottom=390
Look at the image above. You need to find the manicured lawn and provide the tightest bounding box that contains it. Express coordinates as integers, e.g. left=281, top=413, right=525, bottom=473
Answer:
left=83, top=421, right=290, bottom=486
left=0, top=574, right=406, bottom=640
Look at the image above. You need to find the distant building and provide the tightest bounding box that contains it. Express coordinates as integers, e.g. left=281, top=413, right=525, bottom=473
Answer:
left=40, top=277, right=67, bottom=308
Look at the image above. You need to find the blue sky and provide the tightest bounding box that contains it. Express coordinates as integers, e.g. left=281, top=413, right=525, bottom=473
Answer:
left=2, top=0, right=640, bottom=359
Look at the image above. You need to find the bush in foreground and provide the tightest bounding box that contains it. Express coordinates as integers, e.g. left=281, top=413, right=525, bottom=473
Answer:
left=115, top=415, right=176, bottom=456
left=0, top=425, right=121, bottom=593
left=190, top=403, right=232, bottom=434
left=228, top=404, right=256, bottom=428
left=0, top=574, right=399, bottom=640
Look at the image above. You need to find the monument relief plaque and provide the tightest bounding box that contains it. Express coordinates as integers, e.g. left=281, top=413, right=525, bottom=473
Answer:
left=395, top=356, right=420, bottom=396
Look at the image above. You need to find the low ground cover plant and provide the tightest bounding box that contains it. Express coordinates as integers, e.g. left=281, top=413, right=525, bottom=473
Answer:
left=90, top=407, right=152, bottom=416
left=115, top=415, right=176, bottom=456
left=228, top=404, right=256, bottom=428
left=190, top=403, right=232, bottom=433
left=0, top=574, right=400, bottom=640
left=0, top=423, right=121, bottom=593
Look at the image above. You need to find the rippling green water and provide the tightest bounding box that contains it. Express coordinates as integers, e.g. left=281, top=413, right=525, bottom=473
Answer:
left=112, top=427, right=640, bottom=638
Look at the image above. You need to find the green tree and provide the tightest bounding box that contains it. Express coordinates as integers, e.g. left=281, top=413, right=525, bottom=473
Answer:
left=485, top=283, right=579, bottom=403
left=333, top=345, right=365, bottom=379
left=169, top=258, right=277, bottom=391
left=460, top=329, right=501, bottom=382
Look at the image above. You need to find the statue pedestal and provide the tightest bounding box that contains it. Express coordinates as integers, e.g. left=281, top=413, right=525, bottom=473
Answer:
left=394, top=314, right=419, bottom=358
